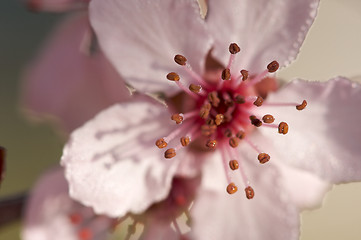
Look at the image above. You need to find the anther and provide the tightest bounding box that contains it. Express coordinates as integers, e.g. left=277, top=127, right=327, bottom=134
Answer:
left=267, top=60, right=279, bottom=73
left=262, top=114, right=275, bottom=123
left=199, top=103, right=211, bottom=119
left=224, top=128, right=232, bottom=137
left=227, top=183, right=238, bottom=194
left=174, top=54, right=187, bottom=66
left=229, top=43, right=240, bottom=54
left=165, top=148, right=176, bottom=158
left=208, top=91, right=220, bottom=107
left=236, top=130, right=245, bottom=139
left=253, top=96, right=264, bottom=107
left=229, top=137, right=239, bottom=148
left=296, top=100, right=307, bottom=110
left=166, top=72, right=180, bottom=81
left=78, top=228, right=93, bottom=240
left=206, top=140, right=217, bottom=149
left=250, top=115, right=262, bottom=127
left=234, top=94, right=245, bottom=104
left=201, top=124, right=217, bottom=137
left=245, top=186, right=255, bottom=199
left=221, top=68, right=231, bottom=80
left=258, top=153, right=270, bottom=164
left=278, top=122, right=289, bottom=134
left=240, top=70, right=248, bottom=81
left=171, top=113, right=184, bottom=124
left=229, top=160, right=239, bottom=170
left=155, top=138, right=168, bottom=149
left=189, top=84, right=202, bottom=93
left=180, top=136, right=190, bottom=147
left=215, top=114, right=225, bottom=126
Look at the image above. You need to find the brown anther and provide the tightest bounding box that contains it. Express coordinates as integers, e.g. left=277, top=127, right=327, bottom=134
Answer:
left=224, top=99, right=234, bottom=107
left=229, top=43, right=240, bottom=54
left=278, top=122, right=289, bottom=134
left=226, top=183, right=238, bottom=194
left=199, top=103, right=211, bottom=119
left=250, top=115, right=262, bottom=127
left=206, top=140, right=217, bottom=149
left=234, top=94, right=245, bottom=104
left=171, top=113, right=183, bottom=124
left=224, top=128, right=232, bottom=137
left=155, top=138, right=167, bottom=149
left=236, top=130, right=245, bottom=139
left=166, top=72, right=180, bottom=81
left=174, top=54, right=187, bottom=66
left=229, top=160, right=239, bottom=170
left=215, top=114, right=225, bottom=126
left=296, top=100, right=307, bottom=110
left=267, top=60, right=279, bottom=73
left=240, top=70, right=249, bottom=81
left=164, top=148, right=176, bottom=159
left=262, top=114, right=275, bottom=123
left=229, top=137, right=239, bottom=148
left=253, top=96, right=264, bottom=107
left=258, top=153, right=270, bottom=164
left=208, top=91, right=220, bottom=107
left=221, top=68, right=231, bottom=80
left=189, top=84, right=202, bottom=93
left=201, top=124, right=217, bottom=137
left=206, top=119, right=215, bottom=126
left=245, top=186, right=255, bottom=199
left=180, top=136, right=190, bottom=147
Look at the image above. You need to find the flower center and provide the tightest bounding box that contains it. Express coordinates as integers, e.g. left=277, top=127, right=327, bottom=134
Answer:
left=155, top=43, right=307, bottom=199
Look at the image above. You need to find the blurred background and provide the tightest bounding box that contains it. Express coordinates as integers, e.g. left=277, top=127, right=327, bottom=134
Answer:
left=0, top=0, right=360, bottom=239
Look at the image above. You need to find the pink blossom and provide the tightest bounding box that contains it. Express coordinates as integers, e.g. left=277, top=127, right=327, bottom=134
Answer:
left=60, top=0, right=361, bottom=239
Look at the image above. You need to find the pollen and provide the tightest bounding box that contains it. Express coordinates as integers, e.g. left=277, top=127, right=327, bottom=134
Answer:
left=296, top=100, right=307, bottom=110
left=165, top=148, right=176, bottom=158
left=278, top=122, right=289, bottom=134
left=236, top=130, right=245, bottom=139
left=234, top=94, right=245, bottom=104
left=258, top=153, right=270, bottom=164
left=208, top=91, right=220, bottom=107
left=171, top=113, right=184, bottom=124
left=226, top=183, right=238, bottom=194
left=240, top=70, right=248, bottom=81
left=262, top=114, right=275, bottom=123
left=199, top=103, right=211, bottom=119
left=253, top=96, right=264, bottom=107
left=221, top=68, right=231, bottom=80
left=155, top=138, right=168, bottom=149
left=189, top=84, right=202, bottom=93
left=206, top=140, right=217, bottom=149
left=166, top=72, right=180, bottom=81
left=229, top=43, right=240, bottom=54
left=250, top=115, right=262, bottom=127
left=229, top=137, right=239, bottom=148
left=267, top=60, right=279, bottom=73
left=229, top=160, right=239, bottom=170
left=245, top=186, right=255, bottom=199
left=174, top=54, right=187, bottom=66
left=180, top=136, right=190, bottom=147
left=215, top=114, right=225, bottom=126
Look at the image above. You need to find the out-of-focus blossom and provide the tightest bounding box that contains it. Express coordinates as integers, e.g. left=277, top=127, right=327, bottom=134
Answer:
left=26, top=0, right=89, bottom=12
left=59, top=0, right=361, bottom=239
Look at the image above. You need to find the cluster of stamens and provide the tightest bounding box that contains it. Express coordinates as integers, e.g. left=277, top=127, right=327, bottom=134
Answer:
left=156, top=43, right=307, bottom=200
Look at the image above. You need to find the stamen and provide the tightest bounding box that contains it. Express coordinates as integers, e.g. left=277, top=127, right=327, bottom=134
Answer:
left=226, top=182, right=238, bottom=194
left=189, top=84, right=202, bottom=93
left=165, top=148, right=176, bottom=159
left=257, top=153, right=270, bottom=164
left=253, top=96, right=264, bottom=107
left=174, top=54, right=187, bottom=66
left=224, top=128, right=233, bottom=137
left=229, top=43, right=240, bottom=54
left=229, top=160, right=239, bottom=170
left=215, top=114, right=225, bottom=126
left=267, top=60, right=279, bottom=73
left=166, top=72, right=180, bottom=81
left=206, top=140, right=217, bottom=149
left=240, top=70, right=248, bottom=81
left=199, top=103, right=211, bottom=119
left=182, top=110, right=199, bottom=120
left=229, top=137, right=239, bottom=148
left=262, top=114, right=275, bottom=123
left=208, top=91, right=220, bottom=107
left=296, top=100, right=307, bottom=110
left=201, top=124, right=217, bottom=137
left=155, top=138, right=168, bottom=149
left=234, top=94, right=245, bottom=104
left=175, top=81, right=199, bottom=100
left=245, top=186, right=255, bottom=199
left=171, top=113, right=184, bottom=124
left=221, top=68, right=231, bottom=80
left=78, top=228, right=93, bottom=240
left=180, top=136, right=190, bottom=147
left=250, top=115, right=262, bottom=127
left=278, top=122, right=289, bottom=134
left=236, top=130, right=245, bottom=139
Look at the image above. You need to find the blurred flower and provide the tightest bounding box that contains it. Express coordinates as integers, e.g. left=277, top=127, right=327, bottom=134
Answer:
left=59, top=0, right=361, bottom=239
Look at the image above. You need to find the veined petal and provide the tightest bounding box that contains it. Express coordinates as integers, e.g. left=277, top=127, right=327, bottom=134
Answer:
left=191, top=152, right=299, bottom=240
left=61, top=97, right=182, bottom=217
left=254, top=77, right=361, bottom=184
left=206, top=0, right=319, bottom=73
left=89, top=0, right=213, bottom=95
left=21, top=14, right=130, bottom=132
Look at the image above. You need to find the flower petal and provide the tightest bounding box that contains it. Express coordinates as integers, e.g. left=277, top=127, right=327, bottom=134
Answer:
left=206, top=0, right=319, bottom=73
left=89, top=0, right=212, bottom=95
left=190, top=151, right=299, bottom=240
left=61, top=97, right=183, bottom=217
left=21, top=14, right=130, bottom=132
left=254, top=77, right=361, bottom=183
